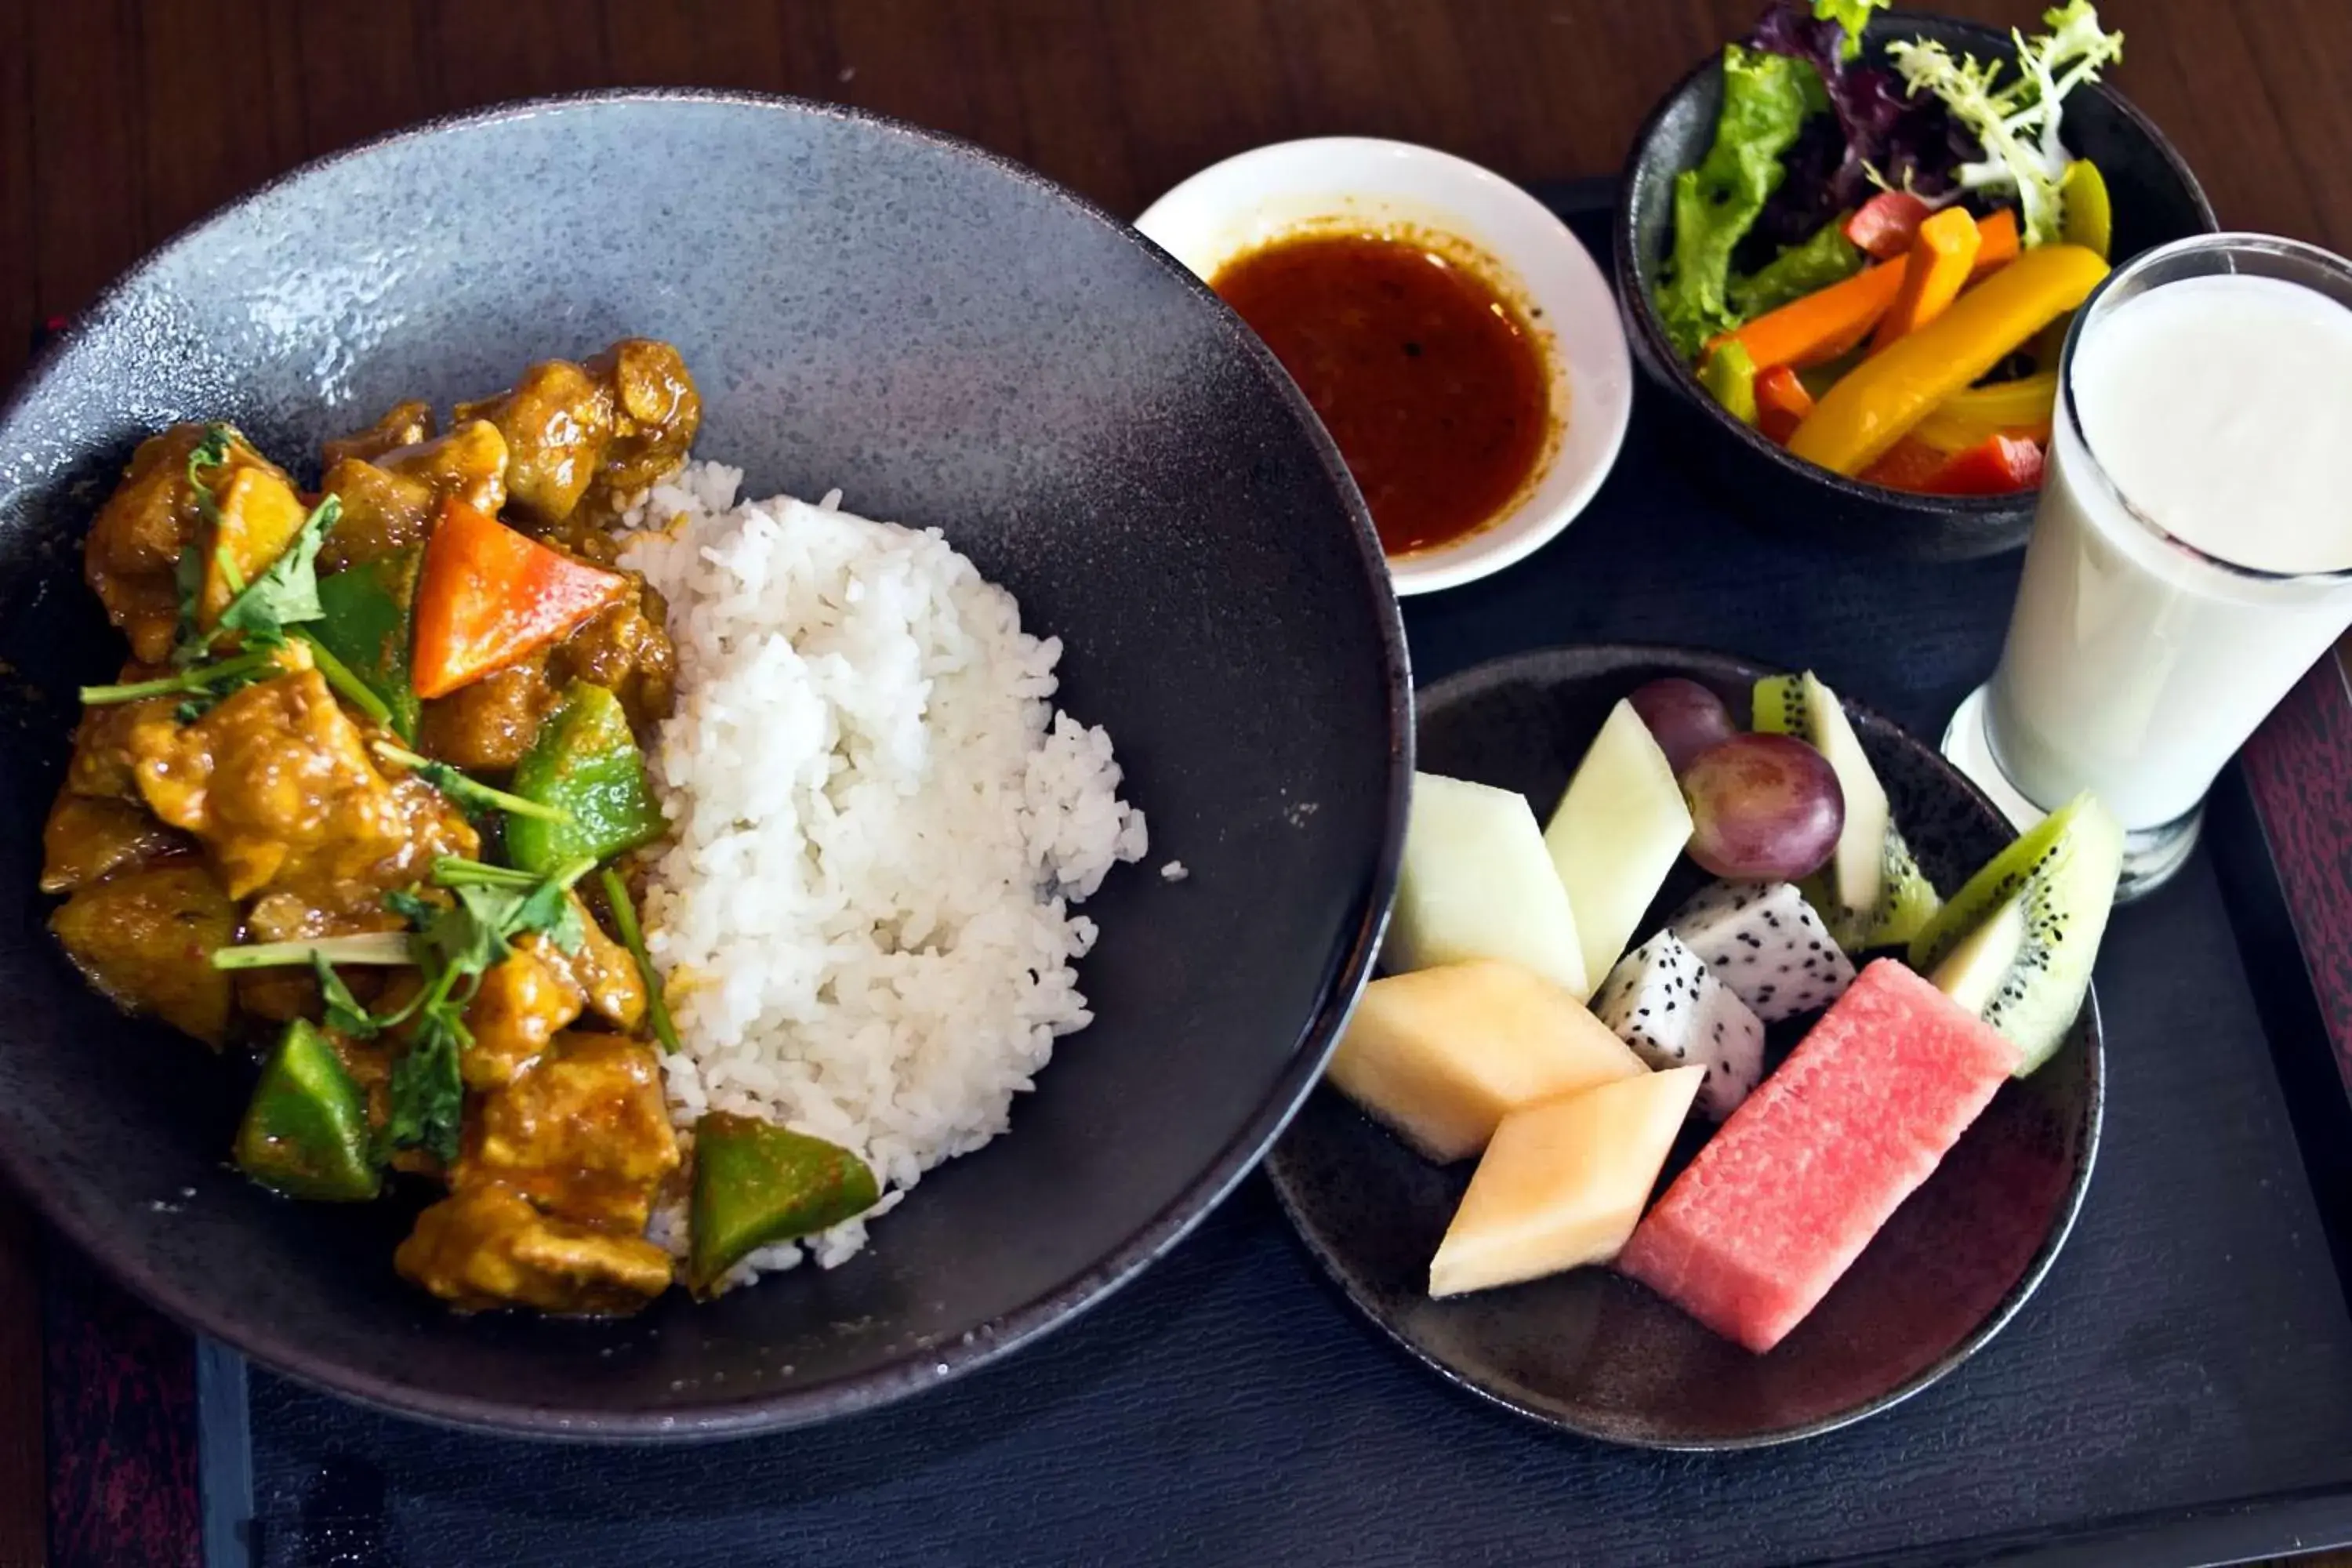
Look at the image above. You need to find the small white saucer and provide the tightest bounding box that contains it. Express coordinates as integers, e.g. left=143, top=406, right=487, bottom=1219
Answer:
left=1136, top=137, right=1633, bottom=596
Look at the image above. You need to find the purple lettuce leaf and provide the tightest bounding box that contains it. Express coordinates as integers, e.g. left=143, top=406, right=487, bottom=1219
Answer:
left=1743, top=0, right=1980, bottom=249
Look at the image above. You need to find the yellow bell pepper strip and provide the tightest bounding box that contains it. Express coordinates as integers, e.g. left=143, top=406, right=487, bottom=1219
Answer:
left=1788, top=244, right=2108, bottom=476
left=1871, top=207, right=1984, bottom=352
left=1709, top=256, right=1909, bottom=372
left=1698, top=339, right=1760, bottom=424
left=2060, top=158, right=2111, bottom=258
left=1912, top=369, right=2059, bottom=452
left=1967, top=208, right=2020, bottom=282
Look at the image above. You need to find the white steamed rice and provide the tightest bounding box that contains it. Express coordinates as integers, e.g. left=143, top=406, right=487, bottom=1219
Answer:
left=618, top=463, right=1145, bottom=1276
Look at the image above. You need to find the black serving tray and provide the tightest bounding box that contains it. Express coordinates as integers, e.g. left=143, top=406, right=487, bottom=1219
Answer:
left=143, top=183, right=2352, bottom=1568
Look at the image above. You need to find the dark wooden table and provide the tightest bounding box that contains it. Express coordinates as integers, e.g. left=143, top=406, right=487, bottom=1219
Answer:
left=2, top=2, right=2347, bottom=1563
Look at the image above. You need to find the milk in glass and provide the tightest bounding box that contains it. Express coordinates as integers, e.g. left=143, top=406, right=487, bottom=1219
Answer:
left=1985, top=272, right=2352, bottom=832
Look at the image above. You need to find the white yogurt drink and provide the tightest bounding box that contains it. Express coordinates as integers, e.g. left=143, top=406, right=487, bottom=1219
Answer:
left=1954, top=235, right=2352, bottom=896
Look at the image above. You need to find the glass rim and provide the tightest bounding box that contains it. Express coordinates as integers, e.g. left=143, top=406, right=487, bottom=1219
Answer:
left=2057, top=230, right=2352, bottom=587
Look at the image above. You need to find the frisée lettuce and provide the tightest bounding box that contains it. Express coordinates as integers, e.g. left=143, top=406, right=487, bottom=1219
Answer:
left=1886, top=2, right=2125, bottom=248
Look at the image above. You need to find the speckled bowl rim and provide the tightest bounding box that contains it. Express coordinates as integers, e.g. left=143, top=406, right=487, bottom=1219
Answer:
left=1611, top=10, right=2217, bottom=520
left=1267, top=643, right=2104, bottom=1452
left=0, top=87, right=1415, bottom=1442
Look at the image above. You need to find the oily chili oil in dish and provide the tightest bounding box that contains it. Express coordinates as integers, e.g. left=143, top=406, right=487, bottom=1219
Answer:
left=1212, top=230, right=1554, bottom=558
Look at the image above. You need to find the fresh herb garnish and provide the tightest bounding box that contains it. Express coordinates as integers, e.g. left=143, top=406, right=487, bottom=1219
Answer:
left=382, top=983, right=467, bottom=1166
left=601, top=866, right=679, bottom=1054
left=291, top=628, right=394, bottom=728
left=80, top=647, right=281, bottom=707
left=210, top=931, right=417, bottom=970
left=312, top=950, right=384, bottom=1038
left=216, top=494, right=339, bottom=646
left=211, top=855, right=598, bottom=1167
left=372, top=741, right=573, bottom=824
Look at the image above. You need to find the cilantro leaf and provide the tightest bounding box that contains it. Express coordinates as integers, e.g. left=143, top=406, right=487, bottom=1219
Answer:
left=382, top=1008, right=466, bottom=1165
left=372, top=742, right=571, bottom=824
left=216, top=495, right=339, bottom=647
left=311, top=951, right=382, bottom=1038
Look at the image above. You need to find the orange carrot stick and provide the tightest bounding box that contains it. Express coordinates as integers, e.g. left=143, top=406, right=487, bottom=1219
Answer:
left=1708, top=258, right=1910, bottom=372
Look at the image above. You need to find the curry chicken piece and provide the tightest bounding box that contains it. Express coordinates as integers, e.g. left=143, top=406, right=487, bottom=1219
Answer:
left=49, top=862, right=238, bottom=1044
left=531, top=895, right=648, bottom=1029
left=461, top=945, right=586, bottom=1091
left=550, top=589, right=677, bottom=727
left=456, top=339, right=700, bottom=525
left=394, top=1183, right=674, bottom=1315
left=83, top=424, right=296, bottom=664
left=459, top=1033, right=679, bottom=1232
left=416, top=652, right=561, bottom=772
left=320, top=399, right=435, bottom=468
left=40, top=794, right=191, bottom=893
left=126, top=664, right=478, bottom=901
left=314, top=456, right=438, bottom=574
left=316, top=416, right=510, bottom=573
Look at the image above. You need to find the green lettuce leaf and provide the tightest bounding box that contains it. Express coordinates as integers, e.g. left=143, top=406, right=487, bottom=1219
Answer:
left=1654, top=45, right=1822, bottom=360
left=1730, top=219, right=1864, bottom=319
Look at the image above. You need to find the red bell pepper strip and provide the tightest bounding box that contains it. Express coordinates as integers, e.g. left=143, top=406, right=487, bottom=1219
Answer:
left=1920, top=434, right=2045, bottom=495
left=1754, top=365, right=1816, bottom=445
left=1844, top=191, right=1934, bottom=261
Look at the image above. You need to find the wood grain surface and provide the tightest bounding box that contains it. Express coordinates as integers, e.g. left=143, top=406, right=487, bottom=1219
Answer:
left=2, top=2, right=2348, bottom=1563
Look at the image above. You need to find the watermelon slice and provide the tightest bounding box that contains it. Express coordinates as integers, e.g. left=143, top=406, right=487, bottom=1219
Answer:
left=1614, top=960, right=2020, bottom=1353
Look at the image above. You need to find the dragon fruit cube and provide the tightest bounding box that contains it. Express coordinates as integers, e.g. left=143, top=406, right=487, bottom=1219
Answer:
left=1591, top=931, right=1765, bottom=1122
left=1668, top=880, right=1857, bottom=1024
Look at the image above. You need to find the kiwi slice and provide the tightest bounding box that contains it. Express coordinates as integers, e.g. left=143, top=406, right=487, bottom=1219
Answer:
left=1755, top=672, right=1935, bottom=948
left=1910, top=793, right=2124, bottom=1076
left=1810, top=824, right=1942, bottom=952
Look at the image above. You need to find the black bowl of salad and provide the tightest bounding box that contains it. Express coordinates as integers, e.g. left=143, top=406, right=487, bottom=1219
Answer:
left=1616, top=2, right=2212, bottom=560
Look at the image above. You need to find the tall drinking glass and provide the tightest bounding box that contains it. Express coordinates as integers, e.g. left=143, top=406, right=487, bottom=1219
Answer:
left=1943, top=233, right=2352, bottom=900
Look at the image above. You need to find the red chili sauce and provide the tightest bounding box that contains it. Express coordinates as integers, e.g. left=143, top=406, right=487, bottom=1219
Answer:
left=1210, top=231, right=1553, bottom=557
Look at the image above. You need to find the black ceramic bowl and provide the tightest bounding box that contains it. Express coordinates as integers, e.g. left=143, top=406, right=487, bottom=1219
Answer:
left=1615, top=11, right=2216, bottom=560
left=0, top=93, right=1410, bottom=1437
left=1269, top=646, right=2101, bottom=1449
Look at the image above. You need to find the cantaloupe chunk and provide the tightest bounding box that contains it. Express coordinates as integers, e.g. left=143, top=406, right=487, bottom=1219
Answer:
left=1383, top=772, right=1588, bottom=997
left=1429, top=1064, right=1703, bottom=1298
left=1544, top=700, right=1694, bottom=989
left=1329, top=959, right=1646, bottom=1163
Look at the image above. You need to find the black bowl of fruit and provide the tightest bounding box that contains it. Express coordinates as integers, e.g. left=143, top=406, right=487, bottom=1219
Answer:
left=1614, top=2, right=2213, bottom=560
left=1269, top=646, right=2116, bottom=1446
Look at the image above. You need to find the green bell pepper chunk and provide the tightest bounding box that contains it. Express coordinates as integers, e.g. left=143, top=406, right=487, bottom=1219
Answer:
left=311, top=546, right=423, bottom=740
left=505, top=681, right=666, bottom=877
left=687, top=1112, right=879, bottom=1294
left=234, top=1018, right=380, bottom=1202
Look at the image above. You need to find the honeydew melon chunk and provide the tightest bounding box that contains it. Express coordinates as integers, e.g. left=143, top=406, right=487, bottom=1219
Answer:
left=1543, top=700, right=1694, bottom=991
left=1328, top=959, right=1648, bottom=1163
left=1385, top=773, right=1588, bottom=997
left=1428, top=1065, right=1705, bottom=1298
left=1753, top=671, right=1891, bottom=918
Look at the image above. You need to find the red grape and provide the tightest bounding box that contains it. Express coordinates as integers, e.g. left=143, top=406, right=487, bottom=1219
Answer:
left=1629, top=677, right=1739, bottom=775
left=1680, top=734, right=1846, bottom=880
